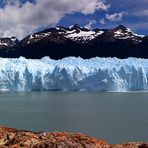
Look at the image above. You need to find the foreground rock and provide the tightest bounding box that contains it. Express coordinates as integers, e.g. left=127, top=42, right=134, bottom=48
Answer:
left=0, top=127, right=147, bottom=148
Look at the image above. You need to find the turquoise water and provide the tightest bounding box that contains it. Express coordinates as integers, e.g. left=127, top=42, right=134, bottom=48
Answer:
left=0, top=91, right=148, bottom=143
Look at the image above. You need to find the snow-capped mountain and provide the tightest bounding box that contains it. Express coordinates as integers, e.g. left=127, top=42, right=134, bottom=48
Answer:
left=23, top=24, right=105, bottom=44
left=112, top=25, right=144, bottom=42
left=0, top=37, right=18, bottom=47
left=23, top=24, right=145, bottom=44
left=0, top=25, right=147, bottom=59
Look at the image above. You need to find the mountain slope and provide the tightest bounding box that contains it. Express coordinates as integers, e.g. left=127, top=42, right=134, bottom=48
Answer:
left=0, top=25, right=148, bottom=59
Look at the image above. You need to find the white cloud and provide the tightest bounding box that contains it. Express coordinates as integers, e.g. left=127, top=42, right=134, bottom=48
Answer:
left=0, top=0, right=109, bottom=39
left=134, top=9, right=148, bottom=16
left=106, top=12, right=126, bottom=22
left=85, top=19, right=96, bottom=29
left=81, top=0, right=109, bottom=14
left=99, top=19, right=105, bottom=24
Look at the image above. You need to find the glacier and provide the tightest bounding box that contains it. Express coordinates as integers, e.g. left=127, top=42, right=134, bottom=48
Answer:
left=0, top=56, right=148, bottom=91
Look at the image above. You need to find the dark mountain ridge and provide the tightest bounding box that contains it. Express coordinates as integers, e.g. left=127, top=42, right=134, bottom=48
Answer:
left=0, top=25, right=148, bottom=59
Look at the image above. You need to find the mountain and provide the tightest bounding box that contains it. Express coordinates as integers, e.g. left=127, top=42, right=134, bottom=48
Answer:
left=0, top=25, right=148, bottom=59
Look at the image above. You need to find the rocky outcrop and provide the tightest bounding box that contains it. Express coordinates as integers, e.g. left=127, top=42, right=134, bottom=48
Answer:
left=111, top=143, right=148, bottom=148
left=0, top=127, right=109, bottom=147
left=0, top=127, right=147, bottom=148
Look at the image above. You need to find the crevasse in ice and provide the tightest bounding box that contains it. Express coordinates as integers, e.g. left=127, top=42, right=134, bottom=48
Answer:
left=0, top=56, right=148, bottom=91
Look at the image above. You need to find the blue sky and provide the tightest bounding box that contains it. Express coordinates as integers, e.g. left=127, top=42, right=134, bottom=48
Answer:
left=59, top=0, right=148, bottom=35
left=0, top=0, right=147, bottom=39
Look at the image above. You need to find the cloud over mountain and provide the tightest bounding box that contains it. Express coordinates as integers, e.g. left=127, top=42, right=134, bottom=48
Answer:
left=0, top=0, right=109, bottom=39
left=106, top=12, right=127, bottom=22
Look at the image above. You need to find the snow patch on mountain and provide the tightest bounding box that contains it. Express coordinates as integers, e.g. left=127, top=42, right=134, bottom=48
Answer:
left=0, top=41, right=8, bottom=46
left=28, top=32, right=51, bottom=44
left=113, top=27, right=145, bottom=42
left=0, top=37, right=18, bottom=47
left=65, top=30, right=104, bottom=42
left=0, top=57, right=148, bottom=91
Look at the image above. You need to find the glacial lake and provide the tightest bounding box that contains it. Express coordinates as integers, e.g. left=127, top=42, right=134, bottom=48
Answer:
left=0, top=91, right=148, bottom=144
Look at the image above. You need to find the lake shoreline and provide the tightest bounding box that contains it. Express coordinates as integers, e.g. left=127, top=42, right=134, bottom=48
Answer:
left=0, top=91, right=148, bottom=143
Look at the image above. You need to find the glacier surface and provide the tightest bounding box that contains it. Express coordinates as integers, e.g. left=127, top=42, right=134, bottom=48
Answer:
left=0, top=57, right=148, bottom=91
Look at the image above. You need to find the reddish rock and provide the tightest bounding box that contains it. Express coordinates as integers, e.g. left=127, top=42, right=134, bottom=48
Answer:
left=0, top=127, right=109, bottom=148
left=0, top=127, right=147, bottom=148
left=111, top=142, right=148, bottom=148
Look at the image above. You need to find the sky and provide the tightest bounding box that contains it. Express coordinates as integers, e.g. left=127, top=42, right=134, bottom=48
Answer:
left=0, top=0, right=148, bottom=39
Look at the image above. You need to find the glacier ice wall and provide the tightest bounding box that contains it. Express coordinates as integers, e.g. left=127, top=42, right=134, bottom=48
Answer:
left=0, top=57, right=148, bottom=91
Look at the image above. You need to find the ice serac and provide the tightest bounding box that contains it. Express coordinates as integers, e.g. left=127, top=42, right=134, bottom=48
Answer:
left=0, top=57, right=148, bottom=91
